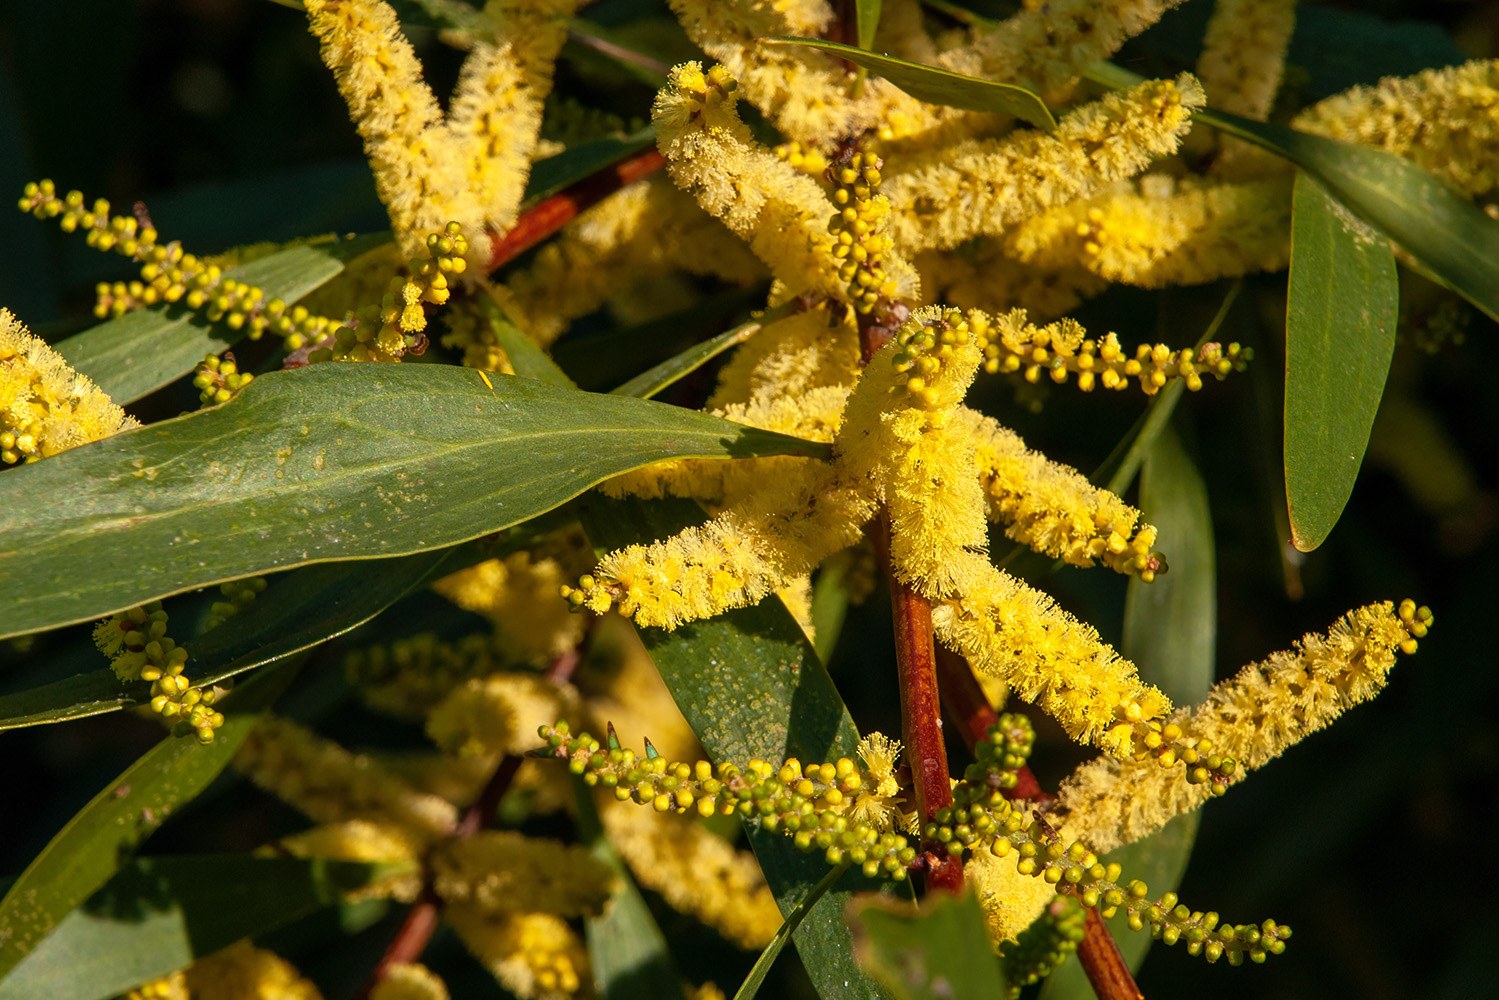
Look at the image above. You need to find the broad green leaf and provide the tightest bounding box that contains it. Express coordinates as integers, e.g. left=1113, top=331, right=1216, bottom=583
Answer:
left=580, top=496, right=892, bottom=1000
left=848, top=892, right=1008, bottom=1000
left=1087, top=61, right=1499, bottom=322
left=1284, top=174, right=1398, bottom=552
left=734, top=861, right=850, bottom=1000
left=1041, top=424, right=1214, bottom=998
left=0, top=665, right=293, bottom=979
left=572, top=782, right=684, bottom=1000
left=763, top=38, right=1056, bottom=131
left=56, top=233, right=390, bottom=404
left=0, top=855, right=405, bottom=1000
left=0, top=364, right=828, bottom=639
left=611, top=301, right=792, bottom=399
left=855, top=1, right=883, bottom=50
left=0, top=546, right=465, bottom=730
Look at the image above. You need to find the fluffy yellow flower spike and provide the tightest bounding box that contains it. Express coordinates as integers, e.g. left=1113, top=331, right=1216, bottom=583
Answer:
left=434, top=551, right=589, bottom=663
left=883, top=73, right=1206, bottom=252
left=445, top=908, right=587, bottom=1000
left=667, top=0, right=939, bottom=148
left=1005, top=175, right=1292, bottom=288
left=966, top=845, right=1065, bottom=944
left=303, top=0, right=580, bottom=259
left=949, top=0, right=1189, bottom=98
left=277, top=819, right=425, bottom=902
left=426, top=673, right=579, bottom=758
left=652, top=62, right=853, bottom=299
left=370, top=963, right=450, bottom=1000
left=0, top=307, right=137, bottom=464
left=1293, top=59, right=1499, bottom=198
left=183, top=941, right=323, bottom=1000
left=432, top=830, right=614, bottom=917
left=1196, top=0, right=1296, bottom=122
left=234, top=716, right=458, bottom=849
left=1055, top=600, right=1433, bottom=853
left=601, top=804, right=784, bottom=949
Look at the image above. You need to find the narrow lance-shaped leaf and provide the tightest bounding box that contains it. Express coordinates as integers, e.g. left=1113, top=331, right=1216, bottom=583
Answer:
left=0, top=856, right=407, bottom=1000
left=855, top=1, right=883, bottom=51
left=611, top=302, right=793, bottom=399
left=0, top=664, right=295, bottom=980
left=1284, top=173, right=1398, bottom=552
left=0, top=543, right=475, bottom=730
left=1042, top=423, right=1217, bottom=996
left=580, top=496, right=894, bottom=1000
left=0, top=363, right=828, bottom=640
left=848, top=892, right=1009, bottom=1000
left=762, top=38, right=1057, bottom=131
left=56, top=233, right=390, bottom=404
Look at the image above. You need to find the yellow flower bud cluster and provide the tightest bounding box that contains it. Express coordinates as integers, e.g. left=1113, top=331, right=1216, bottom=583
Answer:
left=19, top=181, right=339, bottom=351
left=92, top=602, right=223, bottom=744
left=775, top=141, right=830, bottom=178
left=967, top=307, right=1250, bottom=394
left=125, top=972, right=187, bottom=1000
left=426, top=673, right=577, bottom=759
left=370, top=962, right=449, bottom=1000
left=536, top=722, right=919, bottom=880
left=889, top=307, right=974, bottom=409
left=444, top=909, right=586, bottom=1000
left=191, top=352, right=254, bottom=407
left=827, top=149, right=896, bottom=314
left=180, top=940, right=323, bottom=1000
left=0, top=307, right=138, bottom=464
left=323, top=222, right=467, bottom=363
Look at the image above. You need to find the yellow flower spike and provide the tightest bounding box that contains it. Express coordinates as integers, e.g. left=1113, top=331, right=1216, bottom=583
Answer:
left=1294, top=59, right=1499, bottom=199
left=426, top=672, right=577, bottom=759
left=601, top=802, right=783, bottom=949
left=1195, top=0, right=1296, bottom=171
left=346, top=631, right=515, bottom=721
left=370, top=962, right=451, bottom=1000
left=1005, top=175, right=1293, bottom=288
left=125, top=971, right=189, bottom=1000
left=652, top=61, right=858, bottom=300
left=1056, top=601, right=1432, bottom=853
left=234, top=716, right=459, bottom=847
left=432, top=830, right=614, bottom=917
left=445, top=908, right=588, bottom=1000
left=883, top=74, right=1206, bottom=253
left=434, top=549, right=589, bottom=663
left=276, top=819, right=425, bottom=902
left=182, top=940, right=323, bottom=1000
left=0, top=307, right=138, bottom=464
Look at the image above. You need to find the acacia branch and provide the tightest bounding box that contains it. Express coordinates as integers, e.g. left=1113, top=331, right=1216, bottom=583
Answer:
left=485, top=147, right=666, bottom=272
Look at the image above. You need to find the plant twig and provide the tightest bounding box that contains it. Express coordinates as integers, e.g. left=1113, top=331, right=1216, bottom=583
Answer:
left=356, top=633, right=590, bottom=997
left=485, top=147, right=666, bottom=272
left=1078, top=907, right=1145, bottom=1000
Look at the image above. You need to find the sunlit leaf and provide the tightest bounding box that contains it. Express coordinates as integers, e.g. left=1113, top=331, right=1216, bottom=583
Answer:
left=1284, top=174, right=1398, bottom=552
left=0, top=364, right=828, bottom=640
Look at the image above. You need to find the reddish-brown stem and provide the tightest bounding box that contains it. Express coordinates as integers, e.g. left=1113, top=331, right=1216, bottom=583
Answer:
left=934, top=647, right=1046, bottom=803
left=1078, top=907, right=1145, bottom=1000
left=485, top=147, right=666, bottom=272
left=356, top=637, right=589, bottom=998
left=935, top=648, right=1139, bottom=999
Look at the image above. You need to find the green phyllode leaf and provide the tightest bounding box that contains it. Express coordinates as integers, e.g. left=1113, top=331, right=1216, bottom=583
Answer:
left=56, top=233, right=390, bottom=405
left=581, top=496, right=893, bottom=1000
left=762, top=38, right=1057, bottom=131
left=0, top=856, right=406, bottom=1000
left=0, top=363, right=828, bottom=640
left=1284, top=174, right=1399, bottom=552
left=855, top=1, right=883, bottom=51
left=848, top=891, right=1009, bottom=1000
left=0, top=665, right=294, bottom=981
left=0, top=547, right=461, bottom=730
left=1041, top=423, right=1216, bottom=997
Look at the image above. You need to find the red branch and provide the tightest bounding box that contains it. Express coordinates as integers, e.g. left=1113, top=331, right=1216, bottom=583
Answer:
left=934, top=647, right=1140, bottom=1000
left=356, top=639, right=588, bottom=998
left=485, top=147, right=666, bottom=272
left=1078, top=908, right=1146, bottom=1000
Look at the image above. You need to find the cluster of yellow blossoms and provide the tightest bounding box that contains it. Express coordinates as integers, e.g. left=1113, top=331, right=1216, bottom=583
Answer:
left=4, top=0, right=1488, bottom=995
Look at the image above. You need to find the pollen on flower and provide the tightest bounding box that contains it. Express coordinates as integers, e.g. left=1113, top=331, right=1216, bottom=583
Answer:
left=432, top=830, right=614, bottom=917
left=0, top=306, right=138, bottom=464
left=1056, top=600, right=1433, bottom=853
